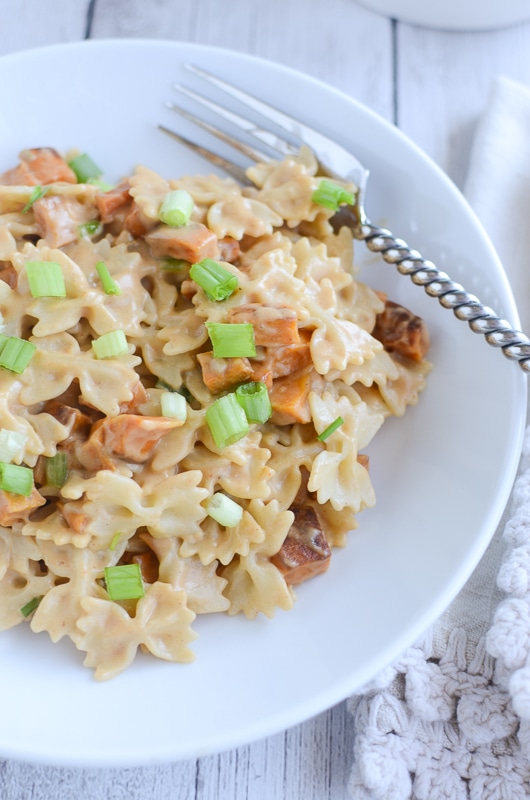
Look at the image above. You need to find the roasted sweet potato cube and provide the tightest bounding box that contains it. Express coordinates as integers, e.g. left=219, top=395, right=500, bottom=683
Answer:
left=95, top=181, right=131, bottom=223
left=218, top=236, right=241, bottom=264
left=269, top=368, right=314, bottom=425
left=197, top=351, right=254, bottom=394
left=271, top=506, right=331, bottom=585
left=146, top=222, right=218, bottom=263
left=228, top=304, right=300, bottom=346
left=0, top=147, right=77, bottom=186
left=372, top=300, right=430, bottom=362
left=0, top=487, right=46, bottom=525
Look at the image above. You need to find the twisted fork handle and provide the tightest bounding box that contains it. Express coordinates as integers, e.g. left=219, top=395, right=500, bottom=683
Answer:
left=356, top=221, right=530, bottom=373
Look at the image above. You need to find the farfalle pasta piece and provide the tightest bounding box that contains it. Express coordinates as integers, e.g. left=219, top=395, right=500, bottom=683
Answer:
left=145, top=534, right=229, bottom=614
left=183, top=433, right=273, bottom=500
left=18, top=331, right=142, bottom=416
left=77, top=582, right=197, bottom=680
left=307, top=390, right=384, bottom=512
left=128, top=165, right=171, bottom=220
left=30, top=541, right=112, bottom=644
left=207, top=195, right=283, bottom=239
left=178, top=504, right=266, bottom=566
left=221, top=499, right=295, bottom=618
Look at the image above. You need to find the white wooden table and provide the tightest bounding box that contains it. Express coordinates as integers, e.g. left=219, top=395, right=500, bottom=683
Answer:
left=1, top=1, right=530, bottom=797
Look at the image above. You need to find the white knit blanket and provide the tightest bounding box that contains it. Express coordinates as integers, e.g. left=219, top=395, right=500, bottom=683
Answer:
left=348, top=76, right=530, bottom=799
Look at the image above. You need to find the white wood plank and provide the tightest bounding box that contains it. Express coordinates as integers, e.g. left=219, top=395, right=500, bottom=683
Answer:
left=90, top=0, right=394, bottom=120
left=0, top=0, right=89, bottom=54
left=397, top=21, right=530, bottom=188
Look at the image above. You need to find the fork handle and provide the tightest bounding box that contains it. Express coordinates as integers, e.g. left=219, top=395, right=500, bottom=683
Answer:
left=356, top=221, right=530, bottom=373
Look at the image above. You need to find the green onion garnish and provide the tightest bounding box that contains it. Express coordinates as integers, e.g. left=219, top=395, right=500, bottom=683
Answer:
left=317, top=416, right=345, bottom=442
left=189, top=258, right=238, bottom=301
left=0, top=461, right=33, bottom=496
left=205, top=492, right=243, bottom=528
left=160, top=391, right=187, bottom=421
left=104, top=564, right=145, bottom=601
left=161, top=258, right=190, bottom=271
left=205, top=393, right=249, bottom=448
left=0, top=336, right=36, bottom=374
left=206, top=322, right=256, bottom=359
left=96, top=261, right=122, bottom=295
left=20, top=596, right=43, bottom=618
left=235, top=381, right=272, bottom=424
left=79, top=220, right=103, bottom=238
left=312, top=180, right=355, bottom=211
left=68, top=153, right=102, bottom=183
left=44, top=452, right=68, bottom=488
left=0, top=429, right=27, bottom=463
left=25, top=261, right=66, bottom=298
left=22, top=185, right=49, bottom=214
left=158, top=189, right=194, bottom=227
left=92, top=329, right=128, bottom=359
left=109, top=532, right=122, bottom=552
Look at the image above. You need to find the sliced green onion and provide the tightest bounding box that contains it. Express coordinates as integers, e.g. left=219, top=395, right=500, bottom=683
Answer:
left=205, top=393, right=249, bottom=448
left=158, top=189, right=194, bottom=227
left=44, top=452, right=68, bottom=488
left=92, top=329, right=128, bottom=359
left=25, top=261, right=66, bottom=298
left=0, top=336, right=36, bottom=374
left=20, top=596, right=43, bottom=618
left=0, top=429, right=27, bottom=462
left=317, top=416, right=345, bottom=441
left=22, top=185, right=49, bottom=214
left=312, top=180, right=355, bottom=211
left=235, top=381, right=272, bottom=424
left=161, top=258, right=190, bottom=271
left=160, top=391, right=187, bottom=421
left=68, top=153, right=102, bottom=183
left=205, top=492, right=243, bottom=528
left=79, top=220, right=103, bottom=238
left=0, top=462, right=33, bottom=496
left=189, top=258, right=238, bottom=301
left=96, top=261, right=122, bottom=295
left=109, top=532, right=122, bottom=552
left=104, top=563, right=145, bottom=601
left=206, top=322, right=256, bottom=358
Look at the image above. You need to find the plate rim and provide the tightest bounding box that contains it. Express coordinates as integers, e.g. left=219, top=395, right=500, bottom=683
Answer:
left=0, top=37, right=527, bottom=767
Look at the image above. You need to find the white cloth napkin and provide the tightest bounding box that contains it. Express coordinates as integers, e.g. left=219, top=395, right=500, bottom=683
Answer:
left=347, top=75, right=530, bottom=800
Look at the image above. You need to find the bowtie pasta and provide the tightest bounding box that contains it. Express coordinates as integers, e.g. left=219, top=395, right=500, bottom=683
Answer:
left=0, top=145, right=431, bottom=679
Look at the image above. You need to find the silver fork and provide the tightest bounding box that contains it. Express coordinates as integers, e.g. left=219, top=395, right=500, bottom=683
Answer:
left=159, top=64, right=530, bottom=373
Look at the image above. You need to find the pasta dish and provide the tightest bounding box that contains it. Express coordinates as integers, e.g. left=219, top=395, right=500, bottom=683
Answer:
left=0, top=145, right=430, bottom=679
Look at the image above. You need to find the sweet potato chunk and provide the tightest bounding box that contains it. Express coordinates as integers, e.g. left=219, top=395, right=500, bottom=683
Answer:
left=228, top=304, right=299, bottom=346
left=33, top=195, right=94, bottom=247
left=252, top=342, right=312, bottom=381
left=218, top=236, right=241, bottom=264
left=0, top=147, right=77, bottom=186
left=81, top=414, right=184, bottom=469
left=0, top=487, right=46, bottom=525
left=146, top=222, right=218, bottom=263
left=271, top=506, right=331, bottom=585
left=95, top=181, right=131, bottom=223
left=197, top=351, right=254, bottom=394
left=269, top=368, right=314, bottom=425
left=372, top=300, right=430, bottom=362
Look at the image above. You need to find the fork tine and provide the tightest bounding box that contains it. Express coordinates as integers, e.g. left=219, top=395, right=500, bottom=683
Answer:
left=184, top=63, right=307, bottom=141
left=166, top=96, right=272, bottom=164
left=157, top=124, right=251, bottom=184
left=171, top=83, right=299, bottom=161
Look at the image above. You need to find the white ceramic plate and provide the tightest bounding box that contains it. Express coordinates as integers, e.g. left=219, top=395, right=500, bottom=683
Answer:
left=354, top=0, right=530, bottom=30
left=0, top=39, right=526, bottom=768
